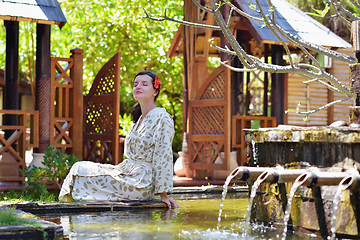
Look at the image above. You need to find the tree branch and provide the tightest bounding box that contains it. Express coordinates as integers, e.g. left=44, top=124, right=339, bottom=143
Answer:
left=143, top=8, right=220, bottom=30
left=288, top=96, right=352, bottom=115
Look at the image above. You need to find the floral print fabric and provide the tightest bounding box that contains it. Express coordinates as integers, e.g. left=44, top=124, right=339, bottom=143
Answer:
left=59, top=108, right=175, bottom=201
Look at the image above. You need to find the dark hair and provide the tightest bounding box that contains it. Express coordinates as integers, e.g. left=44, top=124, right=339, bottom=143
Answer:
left=131, top=71, right=161, bottom=123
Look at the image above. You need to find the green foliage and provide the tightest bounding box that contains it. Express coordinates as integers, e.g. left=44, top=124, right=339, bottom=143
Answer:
left=0, top=207, right=47, bottom=237
left=285, top=101, right=302, bottom=114
left=0, top=189, right=57, bottom=203
left=249, top=2, right=257, bottom=11
left=42, top=145, right=80, bottom=187
left=20, top=145, right=80, bottom=199
left=0, top=207, right=33, bottom=226
left=119, top=113, right=133, bottom=136
left=306, top=3, right=330, bottom=18
left=289, top=0, right=360, bottom=23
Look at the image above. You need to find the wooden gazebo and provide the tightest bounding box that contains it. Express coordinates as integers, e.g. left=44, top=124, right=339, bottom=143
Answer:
left=168, top=0, right=352, bottom=179
left=0, top=0, right=84, bottom=189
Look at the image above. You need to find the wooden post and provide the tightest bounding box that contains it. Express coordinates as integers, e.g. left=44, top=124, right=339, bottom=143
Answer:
left=350, top=20, right=360, bottom=123
left=70, top=48, right=84, bottom=159
left=35, top=24, right=51, bottom=153
left=182, top=0, right=196, bottom=178
left=263, top=44, right=269, bottom=116
left=349, top=63, right=360, bottom=123
left=271, top=45, right=285, bottom=125
left=4, top=21, right=19, bottom=139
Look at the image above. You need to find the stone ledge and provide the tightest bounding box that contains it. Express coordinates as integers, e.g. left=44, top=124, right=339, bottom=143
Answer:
left=1, top=199, right=167, bottom=215
left=0, top=208, right=63, bottom=239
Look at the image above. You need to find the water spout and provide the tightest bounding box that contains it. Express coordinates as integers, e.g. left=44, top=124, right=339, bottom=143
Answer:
left=328, top=175, right=357, bottom=240
left=229, top=166, right=359, bottom=188
left=245, top=171, right=273, bottom=225
left=282, top=172, right=311, bottom=240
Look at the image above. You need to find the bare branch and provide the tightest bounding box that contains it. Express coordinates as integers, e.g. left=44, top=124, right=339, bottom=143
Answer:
left=303, top=78, right=343, bottom=94
left=191, top=0, right=212, bottom=13
left=143, top=9, right=220, bottom=30
left=211, top=0, right=256, bottom=67
left=147, top=0, right=356, bottom=116
left=330, top=0, right=360, bottom=22
left=349, top=0, right=360, bottom=10
left=291, top=97, right=352, bottom=115
left=326, top=0, right=353, bottom=26
left=273, top=23, right=355, bottom=64
left=219, top=61, right=257, bottom=72
left=223, top=0, right=355, bottom=64
left=225, top=0, right=264, bottom=22
left=260, top=0, right=296, bottom=67
left=227, top=7, right=234, bottom=28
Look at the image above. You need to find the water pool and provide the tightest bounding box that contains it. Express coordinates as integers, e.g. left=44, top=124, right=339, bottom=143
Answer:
left=40, top=196, right=323, bottom=240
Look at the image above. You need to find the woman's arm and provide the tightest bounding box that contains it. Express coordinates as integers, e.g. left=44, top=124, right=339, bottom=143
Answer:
left=160, top=192, right=180, bottom=209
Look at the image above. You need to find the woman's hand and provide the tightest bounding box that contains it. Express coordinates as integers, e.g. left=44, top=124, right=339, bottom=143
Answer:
left=160, top=192, right=180, bottom=209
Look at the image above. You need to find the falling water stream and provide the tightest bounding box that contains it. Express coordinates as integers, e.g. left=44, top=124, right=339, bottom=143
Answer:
left=244, top=171, right=270, bottom=225
left=281, top=172, right=310, bottom=240
left=328, top=176, right=354, bottom=240
left=217, top=171, right=237, bottom=229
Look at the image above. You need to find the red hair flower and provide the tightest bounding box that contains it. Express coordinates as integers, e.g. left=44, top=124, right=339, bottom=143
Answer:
left=154, top=76, right=163, bottom=89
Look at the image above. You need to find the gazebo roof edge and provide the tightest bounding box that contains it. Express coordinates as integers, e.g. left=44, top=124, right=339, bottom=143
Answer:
left=0, top=0, right=67, bottom=29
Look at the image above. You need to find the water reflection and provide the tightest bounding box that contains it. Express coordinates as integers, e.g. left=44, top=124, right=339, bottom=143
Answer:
left=41, top=198, right=323, bottom=240
left=59, top=208, right=180, bottom=239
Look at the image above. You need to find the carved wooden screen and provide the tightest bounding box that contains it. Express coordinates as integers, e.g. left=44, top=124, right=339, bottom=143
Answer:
left=188, top=65, right=231, bottom=178
left=83, top=52, right=121, bottom=165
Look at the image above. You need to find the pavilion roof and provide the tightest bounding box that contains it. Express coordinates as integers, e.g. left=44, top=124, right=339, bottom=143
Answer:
left=235, top=0, right=351, bottom=48
left=0, top=0, right=66, bottom=29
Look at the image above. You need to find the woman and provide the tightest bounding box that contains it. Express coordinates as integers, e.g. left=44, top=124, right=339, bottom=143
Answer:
left=59, top=71, right=180, bottom=209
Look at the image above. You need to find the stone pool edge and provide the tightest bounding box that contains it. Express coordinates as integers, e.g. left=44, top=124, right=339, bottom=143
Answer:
left=0, top=208, right=63, bottom=239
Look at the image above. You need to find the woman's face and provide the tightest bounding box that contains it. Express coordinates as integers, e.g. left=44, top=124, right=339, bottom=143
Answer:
left=133, top=74, right=157, bottom=102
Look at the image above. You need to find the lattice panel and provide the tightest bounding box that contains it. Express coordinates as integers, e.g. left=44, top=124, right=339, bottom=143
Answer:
left=53, top=119, right=72, bottom=146
left=192, top=106, right=224, bottom=134
left=94, top=64, right=116, bottom=96
left=85, top=101, right=115, bottom=134
left=83, top=139, right=113, bottom=164
left=192, top=140, right=224, bottom=164
left=200, top=73, right=225, bottom=99
left=54, top=60, right=74, bottom=85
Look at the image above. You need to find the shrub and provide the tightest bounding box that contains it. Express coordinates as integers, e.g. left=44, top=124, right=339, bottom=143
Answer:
left=21, top=145, right=80, bottom=199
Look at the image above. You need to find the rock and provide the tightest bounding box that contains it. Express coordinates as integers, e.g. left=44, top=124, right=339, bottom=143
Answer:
left=329, top=120, right=348, bottom=127
left=350, top=123, right=360, bottom=128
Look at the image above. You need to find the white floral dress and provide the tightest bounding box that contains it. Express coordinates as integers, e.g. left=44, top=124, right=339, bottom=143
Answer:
left=59, top=108, right=175, bottom=202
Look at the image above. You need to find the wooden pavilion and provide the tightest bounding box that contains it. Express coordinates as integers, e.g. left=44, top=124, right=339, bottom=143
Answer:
left=0, top=0, right=85, bottom=189
left=168, top=0, right=353, bottom=179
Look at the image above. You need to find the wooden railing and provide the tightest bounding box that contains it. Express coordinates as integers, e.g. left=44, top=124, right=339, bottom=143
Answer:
left=0, top=110, right=39, bottom=186
left=50, top=48, right=83, bottom=158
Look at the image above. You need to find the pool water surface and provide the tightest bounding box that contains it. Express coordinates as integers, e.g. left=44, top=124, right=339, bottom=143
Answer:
left=40, top=197, right=322, bottom=239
